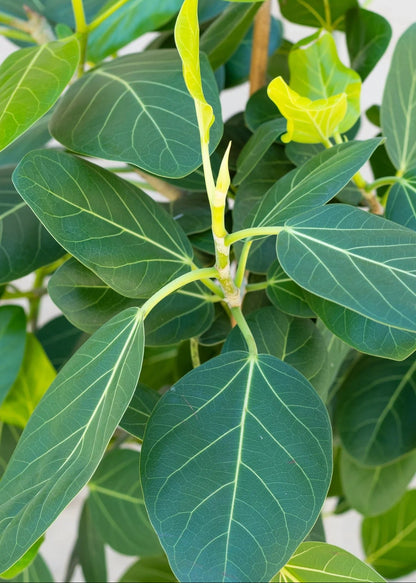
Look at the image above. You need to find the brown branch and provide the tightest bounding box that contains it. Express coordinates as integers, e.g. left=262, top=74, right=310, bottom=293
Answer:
left=249, top=0, right=272, bottom=96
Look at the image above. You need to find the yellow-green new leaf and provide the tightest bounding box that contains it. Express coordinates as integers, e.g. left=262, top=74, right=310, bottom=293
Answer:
left=268, top=77, right=347, bottom=144
left=289, top=33, right=361, bottom=134
left=175, top=0, right=214, bottom=143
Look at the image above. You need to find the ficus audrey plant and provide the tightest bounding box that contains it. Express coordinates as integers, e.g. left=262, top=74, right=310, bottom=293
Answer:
left=0, top=0, right=415, bottom=581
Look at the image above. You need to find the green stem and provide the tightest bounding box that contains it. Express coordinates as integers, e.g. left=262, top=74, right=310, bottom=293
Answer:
left=0, top=11, right=31, bottom=31
left=225, top=226, right=283, bottom=247
left=88, top=0, right=131, bottom=32
left=364, top=176, right=402, bottom=192
left=231, top=307, right=257, bottom=356
left=190, top=338, right=201, bottom=368
left=71, top=0, right=88, bottom=76
left=0, top=26, right=33, bottom=42
left=141, top=267, right=218, bottom=318
left=28, top=268, right=47, bottom=331
left=245, top=280, right=268, bottom=293
left=235, top=240, right=253, bottom=288
left=2, top=289, right=46, bottom=300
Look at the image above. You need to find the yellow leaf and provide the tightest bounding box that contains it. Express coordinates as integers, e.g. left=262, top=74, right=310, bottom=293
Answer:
left=175, top=0, right=214, bottom=144
left=267, top=76, right=347, bottom=144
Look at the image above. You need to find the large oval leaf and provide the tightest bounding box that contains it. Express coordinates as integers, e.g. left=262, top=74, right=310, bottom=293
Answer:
left=50, top=51, right=223, bottom=178
left=381, top=23, right=416, bottom=172
left=0, top=166, right=63, bottom=284
left=385, top=170, right=416, bottom=231
left=13, top=150, right=194, bottom=298
left=336, top=354, right=416, bottom=465
left=141, top=351, right=332, bottom=582
left=363, top=490, right=416, bottom=579
left=274, top=541, right=385, bottom=582
left=77, top=501, right=107, bottom=583
left=89, top=448, right=161, bottom=556
left=0, top=37, right=79, bottom=151
left=277, top=0, right=357, bottom=31
left=278, top=205, right=416, bottom=333
left=0, top=307, right=144, bottom=573
left=0, top=306, right=26, bottom=407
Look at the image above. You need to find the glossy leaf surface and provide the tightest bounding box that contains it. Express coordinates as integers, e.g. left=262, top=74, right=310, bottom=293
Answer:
left=0, top=306, right=26, bottom=407
left=381, top=23, right=416, bottom=172
left=50, top=51, right=222, bottom=177
left=337, top=354, right=416, bottom=465
left=274, top=541, right=385, bottom=582
left=142, top=351, right=332, bottom=582
left=0, top=308, right=144, bottom=572
left=385, top=171, right=416, bottom=231
left=0, top=37, right=79, bottom=151
left=278, top=205, right=416, bottom=333
left=14, top=151, right=194, bottom=298
left=363, top=490, right=416, bottom=579
left=89, top=449, right=161, bottom=557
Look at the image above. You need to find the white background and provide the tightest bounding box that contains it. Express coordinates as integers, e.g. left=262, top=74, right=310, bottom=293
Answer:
left=1, top=0, right=416, bottom=581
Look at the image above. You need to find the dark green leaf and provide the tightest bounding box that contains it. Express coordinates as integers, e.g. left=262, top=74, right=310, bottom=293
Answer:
left=0, top=0, right=103, bottom=27
left=167, top=192, right=211, bottom=235
left=363, top=490, right=416, bottom=578
left=304, top=515, right=326, bottom=543
left=341, top=448, right=416, bottom=517
left=266, top=259, right=314, bottom=318
left=366, top=105, right=381, bottom=127
left=369, top=140, right=396, bottom=198
left=0, top=308, right=144, bottom=573
left=308, top=294, right=416, bottom=360
left=0, top=306, right=26, bottom=407
left=14, top=151, right=194, bottom=298
left=250, top=140, right=380, bottom=227
left=78, top=501, right=107, bottom=583
left=0, top=37, right=79, bottom=151
left=140, top=343, right=192, bottom=391
left=385, top=170, right=416, bottom=231
left=119, top=383, right=160, bottom=441
left=200, top=3, right=260, bottom=70
left=278, top=205, right=416, bottom=333
left=50, top=51, right=223, bottom=179
left=346, top=8, right=392, bottom=81
left=315, top=321, right=352, bottom=405
left=0, top=423, right=20, bottom=480
left=35, top=316, right=88, bottom=371
left=381, top=23, right=416, bottom=172
left=278, top=0, right=358, bottom=31
left=245, top=86, right=283, bottom=132
left=199, top=304, right=232, bottom=346
left=267, top=40, right=292, bottom=86
left=89, top=448, right=161, bottom=556
left=119, top=555, right=177, bottom=583
left=141, top=351, right=332, bottom=582
left=0, top=166, right=63, bottom=284
left=337, top=354, right=416, bottom=465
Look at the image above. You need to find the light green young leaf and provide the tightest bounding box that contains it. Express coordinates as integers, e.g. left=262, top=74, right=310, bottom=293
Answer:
left=89, top=448, right=161, bottom=557
left=385, top=170, right=416, bottom=231
left=363, top=490, right=416, bottom=579
left=0, top=306, right=26, bottom=407
left=0, top=37, right=79, bottom=151
left=0, top=308, right=144, bottom=573
left=0, top=554, right=53, bottom=583
left=50, top=51, right=222, bottom=178
left=341, top=448, right=416, bottom=517
left=0, top=537, right=44, bottom=580
left=289, top=33, right=361, bottom=134
left=273, top=541, right=385, bottom=582
left=13, top=151, right=194, bottom=298
left=278, top=205, right=416, bottom=333
left=336, top=354, right=416, bottom=465
left=0, top=114, right=51, bottom=168
left=141, top=351, right=332, bottom=582
left=0, top=334, right=56, bottom=428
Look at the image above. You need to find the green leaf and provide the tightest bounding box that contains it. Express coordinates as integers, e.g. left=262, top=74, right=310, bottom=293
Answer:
left=49, top=258, right=214, bottom=344
left=278, top=205, right=416, bottom=333
left=0, top=537, right=44, bottom=580
left=0, top=554, right=53, bottom=583
left=140, top=343, right=192, bottom=391
left=363, top=490, right=416, bottom=579
left=0, top=0, right=103, bottom=27
left=0, top=423, right=20, bottom=480
left=141, top=351, right=332, bottom=582
left=266, top=259, right=314, bottom=318
left=274, top=541, right=385, bottom=582
left=89, top=448, right=161, bottom=557
left=223, top=307, right=328, bottom=399
left=119, top=556, right=177, bottom=583
left=199, top=304, right=232, bottom=345
left=0, top=307, right=144, bottom=573
left=385, top=170, right=416, bottom=231
left=336, top=354, right=416, bottom=465
left=13, top=150, right=194, bottom=298
left=167, top=192, right=211, bottom=234
left=345, top=8, right=392, bottom=81
left=0, top=37, right=79, bottom=151
left=0, top=334, right=56, bottom=428
left=289, top=33, right=361, bottom=134
left=36, top=316, right=88, bottom=371
left=249, top=140, right=380, bottom=227
left=50, top=51, right=222, bottom=178
left=234, top=118, right=287, bottom=186
left=78, top=501, right=107, bottom=583
left=315, top=321, right=352, bottom=403
left=0, top=306, right=26, bottom=407
left=245, top=86, right=283, bottom=132
left=0, top=166, right=63, bottom=284
left=87, top=0, right=183, bottom=63
left=119, top=383, right=160, bottom=441
left=0, top=115, right=50, bottom=168
left=200, top=2, right=260, bottom=70
left=308, top=294, right=416, bottom=360
left=381, top=23, right=416, bottom=172
left=340, top=448, right=416, bottom=517
left=277, top=0, right=358, bottom=31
